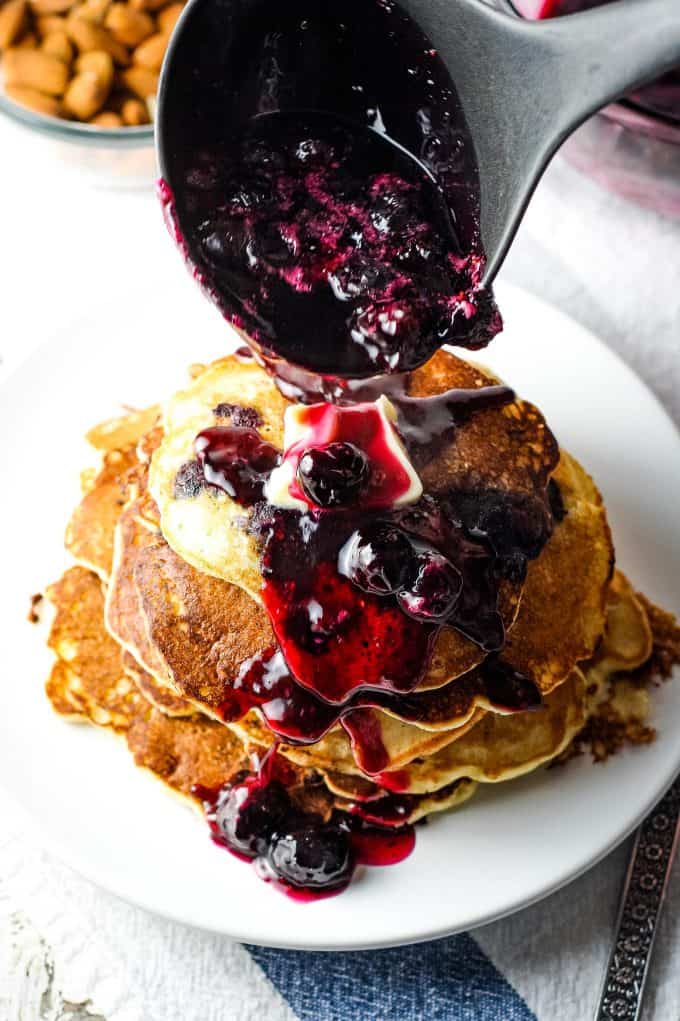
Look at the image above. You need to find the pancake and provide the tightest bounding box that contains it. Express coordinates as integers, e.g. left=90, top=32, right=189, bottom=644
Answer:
left=46, top=567, right=137, bottom=729
left=332, top=778, right=480, bottom=827
left=65, top=446, right=140, bottom=581
left=270, top=571, right=653, bottom=790
left=86, top=405, right=160, bottom=453
left=131, top=535, right=487, bottom=769
left=44, top=563, right=478, bottom=824
left=130, top=443, right=611, bottom=780
left=502, top=451, right=614, bottom=694
left=70, top=376, right=612, bottom=782
left=150, top=356, right=289, bottom=599
left=41, top=355, right=680, bottom=866
left=585, top=571, right=653, bottom=696
left=65, top=404, right=161, bottom=581
left=105, top=493, right=172, bottom=681
left=149, top=350, right=559, bottom=684
left=122, top=652, right=196, bottom=719
left=407, top=349, right=558, bottom=499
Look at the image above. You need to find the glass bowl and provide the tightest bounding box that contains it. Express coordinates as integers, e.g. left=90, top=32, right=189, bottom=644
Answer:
left=499, top=0, right=680, bottom=218
left=0, top=88, right=156, bottom=189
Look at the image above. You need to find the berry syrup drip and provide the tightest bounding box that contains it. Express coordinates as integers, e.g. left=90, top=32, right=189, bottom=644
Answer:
left=346, top=778, right=468, bottom=826
left=391, top=384, right=514, bottom=468
left=215, top=645, right=541, bottom=774
left=194, top=426, right=281, bottom=505
left=341, top=655, right=542, bottom=776
left=252, top=473, right=553, bottom=705
left=193, top=746, right=414, bottom=900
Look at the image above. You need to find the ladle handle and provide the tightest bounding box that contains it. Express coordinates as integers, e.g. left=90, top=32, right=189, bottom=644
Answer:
left=537, top=0, right=680, bottom=122
left=409, top=0, right=680, bottom=281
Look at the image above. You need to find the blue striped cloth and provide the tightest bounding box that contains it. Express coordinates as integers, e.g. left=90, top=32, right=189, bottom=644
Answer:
left=247, top=936, right=536, bottom=1021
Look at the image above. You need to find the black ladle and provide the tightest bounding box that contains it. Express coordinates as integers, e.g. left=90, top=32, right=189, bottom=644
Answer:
left=157, top=0, right=680, bottom=288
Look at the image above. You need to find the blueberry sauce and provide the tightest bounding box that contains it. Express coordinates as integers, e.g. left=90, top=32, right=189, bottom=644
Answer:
left=390, top=384, right=515, bottom=467
left=194, top=747, right=414, bottom=900
left=212, top=402, right=263, bottom=429
left=297, top=442, right=369, bottom=508
left=179, top=379, right=554, bottom=889
left=345, top=780, right=468, bottom=827
left=194, top=426, right=281, bottom=505
left=213, top=642, right=541, bottom=774
left=181, top=383, right=553, bottom=706
left=178, top=113, right=499, bottom=382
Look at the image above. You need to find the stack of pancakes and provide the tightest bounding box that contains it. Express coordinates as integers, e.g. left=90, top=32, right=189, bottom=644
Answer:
left=44, top=349, right=675, bottom=828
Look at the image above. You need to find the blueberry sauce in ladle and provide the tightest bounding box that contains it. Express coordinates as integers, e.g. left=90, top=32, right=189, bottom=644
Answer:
left=157, top=0, right=503, bottom=396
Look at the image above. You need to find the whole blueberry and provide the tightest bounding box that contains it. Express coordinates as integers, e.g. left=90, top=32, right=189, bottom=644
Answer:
left=268, top=822, right=353, bottom=890
left=339, top=522, right=413, bottom=595
left=297, top=442, right=369, bottom=508
left=215, top=781, right=290, bottom=858
left=200, top=217, right=247, bottom=267
left=397, top=549, right=462, bottom=621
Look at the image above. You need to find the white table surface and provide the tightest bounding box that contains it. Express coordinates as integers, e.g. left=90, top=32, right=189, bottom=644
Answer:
left=1, top=111, right=679, bottom=1021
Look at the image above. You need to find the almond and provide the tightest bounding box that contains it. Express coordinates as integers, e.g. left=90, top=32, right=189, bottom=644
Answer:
left=5, top=81, right=61, bottom=114
left=0, top=0, right=28, bottom=49
left=3, top=46, right=69, bottom=93
left=62, top=66, right=109, bottom=117
left=66, top=14, right=128, bottom=63
left=129, top=0, right=169, bottom=11
left=75, top=46, right=113, bottom=87
left=104, top=2, right=151, bottom=45
left=41, top=29, right=72, bottom=60
left=72, top=0, right=110, bottom=22
left=131, top=28, right=163, bottom=70
left=28, top=0, right=74, bottom=14
left=120, top=94, right=147, bottom=123
left=89, top=108, right=121, bottom=125
left=117, top=63, right=155, bottom=99
left=36, top=15, right=66, bottom=36
left=156, top=0, right=180, bottom=34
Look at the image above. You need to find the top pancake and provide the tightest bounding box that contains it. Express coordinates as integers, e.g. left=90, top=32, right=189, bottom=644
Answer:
left=149, top=352, right=558, bottom=586
left=149, top=349, right=558, bottom=684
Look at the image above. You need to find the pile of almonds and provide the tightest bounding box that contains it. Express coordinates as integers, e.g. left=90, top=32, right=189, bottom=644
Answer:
left=0, top=0, right=183, bottom=126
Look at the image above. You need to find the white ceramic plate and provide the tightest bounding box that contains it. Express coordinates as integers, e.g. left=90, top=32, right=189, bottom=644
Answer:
left=1, top=280, right=679, bottom=950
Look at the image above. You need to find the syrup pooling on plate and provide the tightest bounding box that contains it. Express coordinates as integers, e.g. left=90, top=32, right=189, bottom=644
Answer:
left=194, top=746, right=415, bottom=900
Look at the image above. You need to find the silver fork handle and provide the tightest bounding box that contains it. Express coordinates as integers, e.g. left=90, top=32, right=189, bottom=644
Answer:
left=595, top=777, right=680, bottom=1021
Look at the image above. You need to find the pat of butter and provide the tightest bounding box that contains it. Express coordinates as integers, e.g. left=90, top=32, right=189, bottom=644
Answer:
left=265, top=395, right=423, bottom=511
left=265, top=457, right=306, bottom=510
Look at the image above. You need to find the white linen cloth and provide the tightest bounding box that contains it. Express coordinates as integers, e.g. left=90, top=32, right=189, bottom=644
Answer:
left=0, top=111, right=679, bottom=1021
